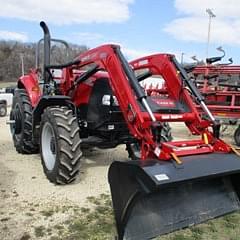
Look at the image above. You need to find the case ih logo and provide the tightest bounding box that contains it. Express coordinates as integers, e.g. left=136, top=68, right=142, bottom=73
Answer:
left=152, top=98, right=176, bottom=107
left=133, top=59, right=149, bottom=67
left=137, top=59, right=149, bottom=66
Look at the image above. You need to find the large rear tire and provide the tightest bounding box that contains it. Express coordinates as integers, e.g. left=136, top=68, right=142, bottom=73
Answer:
left=40, top=106, right=82, bottom=184
left=126, top=123, right=173, bottom=160
left=10, top=89, right=38, bottom=154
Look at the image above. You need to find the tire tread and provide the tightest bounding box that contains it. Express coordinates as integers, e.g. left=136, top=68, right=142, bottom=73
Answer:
left=11, top=88, right=38, bottom=154
left=40, top=106, right=82, bottom=184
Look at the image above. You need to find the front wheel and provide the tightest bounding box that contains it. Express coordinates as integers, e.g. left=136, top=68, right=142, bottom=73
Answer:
left=40, top=106, right=82, bottom=184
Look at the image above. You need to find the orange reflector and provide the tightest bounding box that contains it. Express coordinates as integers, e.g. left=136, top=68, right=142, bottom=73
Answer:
left=32, top=86, right=40, bottom=92
left=171, top=152, right=182, bottom=165
left=203, top=133, right=209, bottom=145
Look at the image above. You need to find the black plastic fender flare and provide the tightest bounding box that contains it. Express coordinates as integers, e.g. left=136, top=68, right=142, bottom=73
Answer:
left=32, top=95, right=75, bottom=130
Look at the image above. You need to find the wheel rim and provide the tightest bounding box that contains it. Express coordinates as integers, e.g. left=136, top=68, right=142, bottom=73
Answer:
left=41, top=122, right=57, bottom=171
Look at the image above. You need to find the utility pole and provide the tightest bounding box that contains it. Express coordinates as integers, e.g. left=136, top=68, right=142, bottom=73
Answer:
left=20, top=53, right=24, bottom=76
left=181, top=52, right=185, bottom=64
left=206, top=8, right=216, bottom=60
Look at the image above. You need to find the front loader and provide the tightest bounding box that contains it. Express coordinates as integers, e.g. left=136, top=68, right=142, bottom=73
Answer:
left=109, top=55, right=240, bottom=239
left=9, top=22, right=240, bottom=240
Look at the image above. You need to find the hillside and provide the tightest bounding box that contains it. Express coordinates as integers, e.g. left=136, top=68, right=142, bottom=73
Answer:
left=0, top=40, right=88, bottom=83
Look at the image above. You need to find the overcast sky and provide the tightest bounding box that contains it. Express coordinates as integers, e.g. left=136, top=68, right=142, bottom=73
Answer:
left=0, top=0, right=240, bottom=63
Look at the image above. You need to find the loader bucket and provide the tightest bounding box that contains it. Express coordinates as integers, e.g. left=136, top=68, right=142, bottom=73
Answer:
left=108, top=153, right=240, bottom=240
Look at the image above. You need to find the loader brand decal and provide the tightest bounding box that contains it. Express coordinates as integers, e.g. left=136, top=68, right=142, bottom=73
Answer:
left=154, top=174, right=169, bottom=181
left=152, top=98, right=176, bottom=107
left=99, top=52, right=108, bottom=59
left=132, top=59, right=149, bottom=68
left=81, top=52, right=107, bottom=62
left=81, top=53, right=97, bottom=62
left=137, top=59, right=149, bottom=66
left=162, top=114, right=183, bottom=120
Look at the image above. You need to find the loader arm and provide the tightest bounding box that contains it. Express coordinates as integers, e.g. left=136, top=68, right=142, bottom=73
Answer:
left=68, top=46, right=232, bottom=161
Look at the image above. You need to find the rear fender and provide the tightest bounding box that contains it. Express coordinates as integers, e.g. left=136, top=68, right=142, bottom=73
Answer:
left=31, top=95, right=75, bottom=144
left=32, top=95, right=75, bottom=129
left=18, top=70, right=41, bottom=107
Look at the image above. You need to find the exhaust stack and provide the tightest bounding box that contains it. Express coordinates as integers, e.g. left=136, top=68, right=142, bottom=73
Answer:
left=40, top=21, right=51, bottom=84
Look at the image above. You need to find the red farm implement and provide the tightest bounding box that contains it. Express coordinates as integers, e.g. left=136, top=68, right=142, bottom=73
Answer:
left=191, top=52, right=240, bottom=145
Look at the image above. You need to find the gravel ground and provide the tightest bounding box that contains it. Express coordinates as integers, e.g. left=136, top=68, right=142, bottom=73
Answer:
left=0, top=108, right=237, bottom=240
left=0, top=109, right=129, bottom=240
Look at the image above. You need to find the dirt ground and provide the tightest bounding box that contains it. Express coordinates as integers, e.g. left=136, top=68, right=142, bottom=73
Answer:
left=0, top=108, right=238, bottom=240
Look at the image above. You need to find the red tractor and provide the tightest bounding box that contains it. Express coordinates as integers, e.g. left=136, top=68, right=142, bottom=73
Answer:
left=9, top=22, right=240, bottom=240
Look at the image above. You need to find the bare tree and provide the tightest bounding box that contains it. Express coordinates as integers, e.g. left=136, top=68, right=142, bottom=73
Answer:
left=0, top=41, right=88, bottom=83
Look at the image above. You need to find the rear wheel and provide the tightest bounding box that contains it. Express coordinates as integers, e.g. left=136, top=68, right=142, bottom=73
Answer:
left=126, top=123, right=173, bottom=160
left=10, top=89, right=38, bottom=153
left=0, top=103, right=7, bottom=117
left=40, top=106, right=82, bottom=184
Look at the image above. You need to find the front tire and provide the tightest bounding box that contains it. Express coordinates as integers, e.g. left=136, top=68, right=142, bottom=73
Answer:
left=40, top=107, right=82, bottom=184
